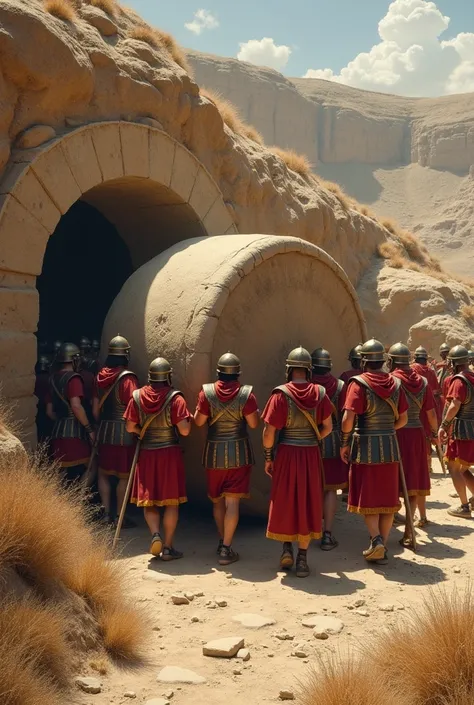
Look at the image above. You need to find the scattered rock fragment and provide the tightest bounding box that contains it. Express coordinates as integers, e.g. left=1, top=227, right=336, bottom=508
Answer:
left=353, top=599, right=366, bottom=608
left=171, top=594, right=190, bottom=605
left=232, top=613, right=276, bottom=628
left=194, top=591, right=205, bottom=598
left=157, top=666, right=206, bottom=684
left=80, top=5, right=118, bottom=35
left=291, top=644, right=309, bottom=658
left=16, top=125, right=56, bottom=149
left=216, top=598, right=228, bottom=607
left=355, top=609, right=369, bottom=617
left=162, top=690, right=174, bottom=699
left=279, top=690, right=295, bottom=701
left=275, top=631, right=295, bottom=641
left=206, top=600, right=218, bottom=609
left=233, top=669, right=242, bottom=676
left=302, top=615, right=344, bottom=635
left=124, top=692, right=136, bottom=699
left=142, top=571, right=175, bottom=583
left=75, top=677, right=101, bottom=694
left=313, top=631, right=329, bottom=641
left=237, top=648, right=250, bottom=661
left=203, top=636, right=245, bottom=658
left=454, top=567, right=461, bottom=574
left=379, top=604, right=395, bottom=612
left=191, top=615, right=201, bottom=623
left=184, top=592, right=195, bottom=601
left=145, top=700, right=170, bottom=705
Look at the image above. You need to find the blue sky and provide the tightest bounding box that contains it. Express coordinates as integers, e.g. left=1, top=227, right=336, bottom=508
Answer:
left=126, top=1, right=474, bottom=96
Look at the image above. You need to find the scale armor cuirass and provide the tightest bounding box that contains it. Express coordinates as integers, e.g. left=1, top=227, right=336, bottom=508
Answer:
left=351, top=376, right=401, bottom=464
left=452, top=373, right=474, bottom=441
left=133, top=388, right=181, bottom=450
left=202, top=383, right=254, bottom=469
left=321, top=380, right=344, bottom=459
left=98, top=371, right=136, bottom=447
left=402, top=377, right=427, bottom=429
left=276, top=384, right=325, bottom=447
left=50, top=371, right=86, bottom=441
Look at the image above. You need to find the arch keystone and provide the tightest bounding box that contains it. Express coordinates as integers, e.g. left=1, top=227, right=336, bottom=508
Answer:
left=90, top=123, right=124, bottom=181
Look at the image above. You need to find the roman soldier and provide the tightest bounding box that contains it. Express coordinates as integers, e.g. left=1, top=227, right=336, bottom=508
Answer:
left=35, top=354, right=52, bottom=443
left=194, top=352, right=259, bottom=566
left=388, top=343, right=439, bottom=538
left=311, top=347, right=347, bottom=551
left=340, top=339, right=408, bottom=563
left=90, top=339, right=101, bottom=374
left=412, top=345, right=442, bottom=423
left=124, top=357, right=191, bottom=559
left=340, top=344, right=363, bottom=384
left=436, top=343, right=451, bottom=386
left=262, top=347, right=333, bottom=578
left=93, top=335, right=139, bottom=526
left=439, top=345, right=474, bottom=518
left=46, top=343, right=94, bottom=483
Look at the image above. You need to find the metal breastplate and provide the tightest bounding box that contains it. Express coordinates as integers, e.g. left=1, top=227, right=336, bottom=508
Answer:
left=403, top=378, right=426, bottom=429
left=135, top=389, right=180, bottom=450
left=322, top=379, right=344, bottom=460
left=203, top=383, right=254, bottom=469
left=453, top=374, right=474, bottom=441
left=277, top=385, right=324, bottom=447
left=98, top=371, right=136, bottom=447
left=51, top=371, right=85, bottom=441
left=351, top=376, right=401, bottom=464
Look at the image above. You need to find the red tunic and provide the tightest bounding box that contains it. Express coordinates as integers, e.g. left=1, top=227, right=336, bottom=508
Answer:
left=96, top=367, right=139, bottom=479
left=312, top=373, right=348, bottom=491
left=48, top=376, right=91, bottom=468
left=196, top=381, right=258, bottom=502
left=124, top=385, right=191, bottom=507
left=262, top=382, right=332, bottom=542
left=412, top=361, right=442, bottom=424
left=345, top=372, right=408, bottom=515
left=445, top=373, right=474, bottom=466
left=340, top=369, right=359, bottom=384
left=392, top=369, right=434, bottom=497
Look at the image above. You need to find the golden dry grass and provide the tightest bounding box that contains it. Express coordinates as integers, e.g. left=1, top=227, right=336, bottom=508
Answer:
left=272, top=147, right=312, bottom=177
left=200, top=88, right=263, bottom=144
left=90, top=658, right=109, bottom=675
left=128, top=26, right=191, bottom=72
left=99, top=605, right=146, bottom=661
left=243, top=124, right=264, bottom=144
left=367, top=587, right=474, bottom=705
left=460, top=303, right=474, bottom=323
left=43, top=0, right=76, bottom=21
left=84, top=0, right=117, bottom=14
left=299, top=653, right=410, bottom=705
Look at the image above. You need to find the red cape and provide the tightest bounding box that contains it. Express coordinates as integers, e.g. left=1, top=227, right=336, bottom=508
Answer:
left=97, top=366, right=125, bottom=389
left=282, top=381, right=321, bottom=410
left=356, top=371, right=398, bottom=399
left=139, top=384, right=175, bottom=415
left=391, top=368, right=424, bottom=394
left=312, top=373, right=338, bottom=398
left=214, top=380, right=241, bottom=403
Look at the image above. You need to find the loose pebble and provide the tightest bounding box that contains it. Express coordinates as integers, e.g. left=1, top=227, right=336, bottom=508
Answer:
left=279, top=690, right=295, bottom=701
left=124, top=692, right=136, bottom=699
left=237, top=648, right=251, bottom=661
left=75, top=677, right=101, bottom=695
left=171, top=594, right=190, bottom=606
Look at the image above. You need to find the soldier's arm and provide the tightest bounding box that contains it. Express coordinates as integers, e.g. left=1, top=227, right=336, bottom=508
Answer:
left=177, top=418, right=191, bottom=437
left=340, top=409, right=355, bottom=433
left=340, top=410, right=355, bottom=464
left=319, top=414, right=333, bottom=440
left=394, top=411, right=408, bottom=430
left=125, top=419, right=141, bottom=436
left=439, top=398, right=461, bottom=443
left=194, top=410, right=208, bottom=427
left=426, top=408, right=440, bottom=445
left=92, top=397, right=100, bottom=423
left=244, top=411, right=259, bottom=429
left=46, top=402, right=56, bottom=421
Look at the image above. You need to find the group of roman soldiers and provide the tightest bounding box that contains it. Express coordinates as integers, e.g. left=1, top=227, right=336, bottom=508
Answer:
left=34, top=334, right=474, bottom=578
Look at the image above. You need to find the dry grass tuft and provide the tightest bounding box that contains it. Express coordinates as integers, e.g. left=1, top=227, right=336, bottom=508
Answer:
left=43, top=0, right=76, bottom=21
left=368, top=587, right=474, bottom=705
left=128, top=26, right=191, bottom=73
left=90, top=658, right=109, bottom=675
left=201, top=88, right=263, bottom=144
left=460, top=304, right=474, bottom=323
left=299, top=653, right=410, bottom=705
left=243, top=124, right=264, bottom=144
left=272, top=147, right=312, bottom=177
left=99, top=604, right=146, bottom=662
left=85, top=0, right=117, bottom=15
left=381, top=217, right=398, bottom=234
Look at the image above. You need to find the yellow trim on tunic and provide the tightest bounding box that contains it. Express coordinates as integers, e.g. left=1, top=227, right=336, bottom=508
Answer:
left=208, top=492, right=250, bottom=503
left=131, top=497, right=188, bottom=507
left=101, top=467, right=130, bottom=479
left=324, top=482, right=348, bottom=491
left=59, top=456, right=90, bottom=468
left=266, top=531, right=322, bottom=542
left=348, top=503, right=401, bottom=515
left=405, top=489, right=431, bottom=497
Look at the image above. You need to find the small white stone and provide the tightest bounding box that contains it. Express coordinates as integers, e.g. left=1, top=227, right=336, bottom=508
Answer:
left=291, top=644, right=309, bottom=658
left=355, top=609, right=370, bottom=617
left=233, top=669, right=242, bottom=676
left=237, top=648, right=250, bottom=661
left=142, top=571, right=175, bottom=583
left=124, top=692, right=137, bottom=699
left=203, top=636, right=245, bottom=658
left=75, top=677, right=101, bottom=694
left=379, top=604, right=395, bottom=612
left=232, top=613, right=276, bottom=629
left=279, top=690, right=295, bottom=701
left=302, top=616, right=344, bottom=635
left=171, top=594, right=190, bottom=606
left=157, top=666, right=206, bottom=685
left=184, top=592, right=195, bottom=601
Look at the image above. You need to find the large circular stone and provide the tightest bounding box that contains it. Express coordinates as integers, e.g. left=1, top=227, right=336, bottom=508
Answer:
left=104, top=234, right=366, bottom=514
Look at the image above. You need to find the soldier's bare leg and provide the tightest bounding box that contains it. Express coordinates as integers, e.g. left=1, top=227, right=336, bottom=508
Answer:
left=98, top=469, right=112, bottom=518
left=223, top=497, right=240, bottom=547
left=364, top=514, right=379, bottom=539
left=323, top=490, right=337, bottom=533
left=448, top=461, right=469, bottom=505
left=213, top=498, right=225, bottom=539
left=163, top=506, right=179, bottom=548
left=116, top=478, right=128, bottom=519
left=462, top=469, right=474, bottom=496
left=417, top=495, right=428, bottom=524
left=379, top=513, right=394, bottom=544
left=144, top=506, right=160, bottom=534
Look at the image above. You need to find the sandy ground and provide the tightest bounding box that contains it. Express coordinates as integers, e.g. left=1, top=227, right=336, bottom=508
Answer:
left=77, top=457, right=474, bottom=704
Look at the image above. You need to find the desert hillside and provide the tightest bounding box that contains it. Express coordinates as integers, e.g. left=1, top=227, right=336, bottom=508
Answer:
left=188, top=50, right=474, bottom=277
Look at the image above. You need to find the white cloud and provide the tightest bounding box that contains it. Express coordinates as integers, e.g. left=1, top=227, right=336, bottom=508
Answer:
left=303, top=0, right=474, bottom=97
left=237, top=37, right=292, bottom=71
left=185, top=9, right=219, bottom=35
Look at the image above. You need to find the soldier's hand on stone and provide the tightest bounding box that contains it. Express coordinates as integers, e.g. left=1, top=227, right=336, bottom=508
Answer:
left=264, top=461, right=273, bottom=477
left=340, top=446, right=350, bottom=464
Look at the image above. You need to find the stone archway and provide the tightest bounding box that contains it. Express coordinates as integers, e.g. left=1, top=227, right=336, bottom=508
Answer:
left=0, top=121, right=235, bottom=441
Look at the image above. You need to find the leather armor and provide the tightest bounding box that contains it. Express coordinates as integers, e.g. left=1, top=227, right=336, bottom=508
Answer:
left=321, top=379, right=344, bottom=460
left=97, top=371, right=136, bottom=447
left=350, top=376, right=401, bottom=464
left=402, top=377, right=427, bottom=429
left=133, top=388, right=181, bottom=450
left=452, top=373, right=474, bottom=441
left=202, top=383, right=254, bottom=469
left=275, top=384, right=325, bottom=448
left=50, top=371, right=85, bottom=440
